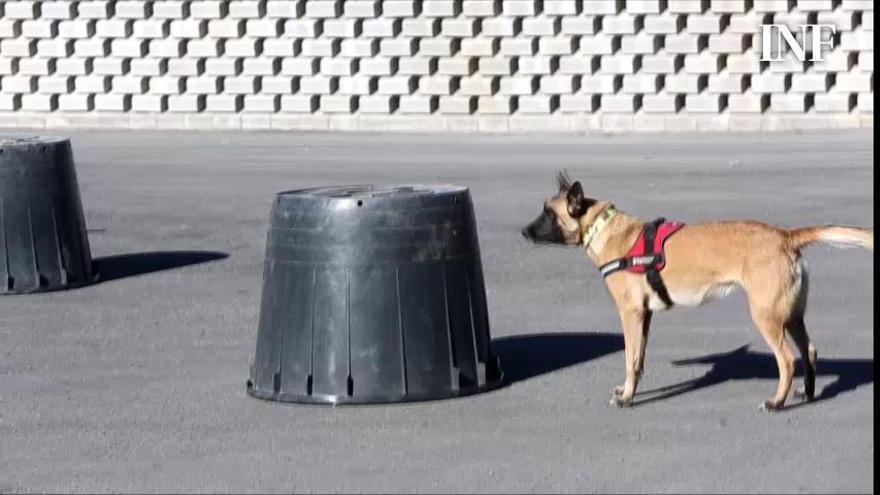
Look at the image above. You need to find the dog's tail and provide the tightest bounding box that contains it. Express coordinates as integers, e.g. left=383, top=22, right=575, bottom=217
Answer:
left=787, top=225, right=874, bottom=251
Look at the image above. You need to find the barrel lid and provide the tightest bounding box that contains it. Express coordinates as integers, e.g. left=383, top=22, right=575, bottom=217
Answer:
left=278, top=184, right=466, bottom=200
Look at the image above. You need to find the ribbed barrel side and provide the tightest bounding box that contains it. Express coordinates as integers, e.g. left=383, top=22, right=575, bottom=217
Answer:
left=248, top=185, right=502, bottom=405
left=0, top=137, right=93, bottom=295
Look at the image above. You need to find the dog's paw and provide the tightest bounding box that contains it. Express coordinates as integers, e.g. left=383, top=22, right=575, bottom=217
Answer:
left=793, top=387, right=814, bottom=402
left=610, top=395, right=633, bottom=408
left=610, top=385, right=624, bottom=397
left=759, top=400, right=784, bottom=412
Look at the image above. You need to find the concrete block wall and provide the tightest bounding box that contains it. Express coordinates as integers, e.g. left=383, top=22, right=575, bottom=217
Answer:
left=0, top=0, right=874, bottom=133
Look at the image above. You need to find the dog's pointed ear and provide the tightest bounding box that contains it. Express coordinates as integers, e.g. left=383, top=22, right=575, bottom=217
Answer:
left=557, top=170, right=572, bottom=192
left=567, top=181, right=588, bottom=217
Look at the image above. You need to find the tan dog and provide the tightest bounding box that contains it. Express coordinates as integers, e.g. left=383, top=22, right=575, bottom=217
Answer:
left=522, top=172, right=874, bottom=411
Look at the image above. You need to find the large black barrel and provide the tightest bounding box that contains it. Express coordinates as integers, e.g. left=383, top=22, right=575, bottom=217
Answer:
left=247, top=185, right=503, bottom=404
left=0, top=136, right=93, bottom=295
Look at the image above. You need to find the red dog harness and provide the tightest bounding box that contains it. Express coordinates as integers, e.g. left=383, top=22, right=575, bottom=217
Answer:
left=599, top=218, right=685, bottom=308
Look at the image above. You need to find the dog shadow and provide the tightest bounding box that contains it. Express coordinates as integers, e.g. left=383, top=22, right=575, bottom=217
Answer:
left=92, top=251, right=229, bottom=283
left=633, top=345, right=875, bottom=408
left=492, top=334, right=873, bottom=409
left=492, top=332, right=623, bottom=384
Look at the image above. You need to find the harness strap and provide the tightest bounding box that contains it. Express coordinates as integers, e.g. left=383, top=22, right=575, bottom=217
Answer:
left=599, top=258, right=628, bottom=277
left=599, top=218, right=676, bottom=308
left=646, top=265, right=675, bottom=308
left=641, top=219, right=675, bottom=308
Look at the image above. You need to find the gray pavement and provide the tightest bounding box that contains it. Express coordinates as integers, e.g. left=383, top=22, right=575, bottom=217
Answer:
left=0, top=129, right=874, bottom=493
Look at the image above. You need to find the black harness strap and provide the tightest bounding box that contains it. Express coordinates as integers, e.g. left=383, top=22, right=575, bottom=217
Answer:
left=599, top=218, right=676, bottom=309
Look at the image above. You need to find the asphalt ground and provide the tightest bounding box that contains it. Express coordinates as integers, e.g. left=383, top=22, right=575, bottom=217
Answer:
left=0, top=129, right=873, bottom=493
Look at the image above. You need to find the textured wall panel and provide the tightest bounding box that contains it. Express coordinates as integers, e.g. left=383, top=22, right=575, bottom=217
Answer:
left=0, top=0, right=873, bottom=132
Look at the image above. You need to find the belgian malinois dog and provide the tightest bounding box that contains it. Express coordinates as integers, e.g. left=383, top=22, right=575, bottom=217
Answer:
left=522, top=172, right=873, bottom=411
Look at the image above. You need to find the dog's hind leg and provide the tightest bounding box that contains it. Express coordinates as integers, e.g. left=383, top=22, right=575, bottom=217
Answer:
left=611, top=307, right=651, bottom=407
left=786, top=266, right=816, bottom=401
left=749, top=300, right=796, bottom=412
left=787, top=316, right=817, bottom=401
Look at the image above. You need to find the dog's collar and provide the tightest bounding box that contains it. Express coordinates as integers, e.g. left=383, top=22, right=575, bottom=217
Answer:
left=582, top=206, right=618, bottom=249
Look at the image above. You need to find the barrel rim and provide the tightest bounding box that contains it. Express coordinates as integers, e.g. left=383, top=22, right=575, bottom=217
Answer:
left=0, top=135, right=69, bottom=148
left=246, top=371, right=504, bottom=406
left=275, top=184, right=468, bottom=200
left=0, top=276, right=97, bottom=297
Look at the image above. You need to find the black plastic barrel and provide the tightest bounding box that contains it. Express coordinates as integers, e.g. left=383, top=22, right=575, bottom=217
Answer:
left=0, top=136, right=93, bottom=295
left=247, top=185, right=503, bottom=405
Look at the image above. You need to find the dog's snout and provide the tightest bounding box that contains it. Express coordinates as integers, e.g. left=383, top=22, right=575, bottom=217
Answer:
left=521, top=226, right=532, bottom=239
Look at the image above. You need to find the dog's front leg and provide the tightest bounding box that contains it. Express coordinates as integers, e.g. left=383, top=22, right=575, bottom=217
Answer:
left=611, top=307, right=650, bottom=408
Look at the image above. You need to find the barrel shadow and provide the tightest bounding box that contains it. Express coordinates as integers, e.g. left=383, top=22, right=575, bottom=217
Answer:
left=632, top=345, right=874, bottom=409
left=492, top=332, right=623, bottom=385
left=92, top=251, right=229, bottom=283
